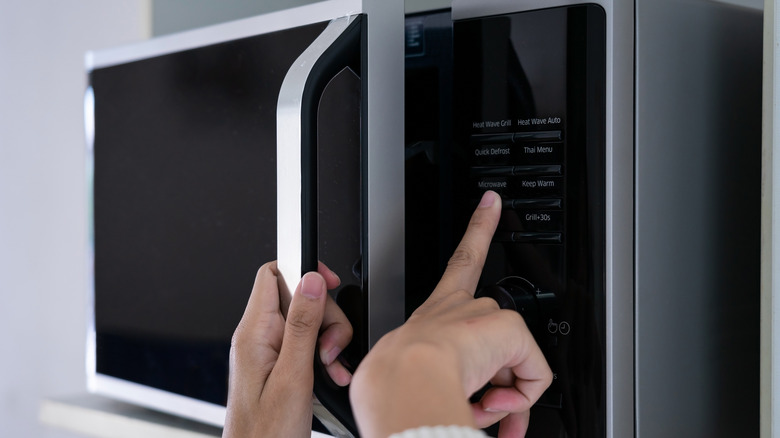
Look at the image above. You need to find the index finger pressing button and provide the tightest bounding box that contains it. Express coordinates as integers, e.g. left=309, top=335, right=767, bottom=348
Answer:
left=434, top=191, right=503, bottom=297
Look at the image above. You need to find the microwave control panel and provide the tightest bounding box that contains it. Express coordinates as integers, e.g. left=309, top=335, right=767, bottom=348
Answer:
left=453, top=5, right=606, bottom=437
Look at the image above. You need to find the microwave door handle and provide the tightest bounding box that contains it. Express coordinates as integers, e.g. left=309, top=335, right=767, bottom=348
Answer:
left=277, top=15, right=362, bottom=438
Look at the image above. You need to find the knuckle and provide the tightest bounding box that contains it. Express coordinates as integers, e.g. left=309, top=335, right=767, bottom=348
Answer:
left=338, top=320, right=354, bottom=340
left=287, top=309, right=319, bottom=337
left=435, top=289, right=472, bottom=308
left=321, top=319, right=354, bottom=348
left=451, top=289, right=473, bottom=302
left=544, top=366, right=554, bottom=385
left=255, top=261, right=276, bottom=279
left=230, top=321, right=249, bottom=351
left=229, top=325, right=251, bottom=365
left=228, top=334, right=240, bottom=363
left=496, top=308, right=526, bottom=328
left=474, top=296, right=500, bottom=311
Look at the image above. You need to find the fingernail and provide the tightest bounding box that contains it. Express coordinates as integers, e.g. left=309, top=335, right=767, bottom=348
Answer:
left=300, top=273, right=324, bottom=299
left=335, top=369, right=353, bottom=387
left=322, top=346, right=342, bottom=365
left=479, top=191, right=497, bottom=208
left=329, top=268, right=341, bottom=285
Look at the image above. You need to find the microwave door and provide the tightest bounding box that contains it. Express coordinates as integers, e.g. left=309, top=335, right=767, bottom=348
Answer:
left=89, top=1, right=404, bottom=433
left=277, top=2, right=406, bottom=435
left=277, top=15, right=362, bottom=438
left=88, top=7, right=367, bottom=430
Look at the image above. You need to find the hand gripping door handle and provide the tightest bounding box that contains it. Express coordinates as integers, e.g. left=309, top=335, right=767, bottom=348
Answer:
left=277, top=15, right=362, bottom=438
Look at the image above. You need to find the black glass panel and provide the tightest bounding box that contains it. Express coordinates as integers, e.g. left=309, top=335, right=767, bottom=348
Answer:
left=454, top=5, right=606, bottom=437
left=91, top=21, right=328, bottom=406
left=404, top=10, right=456, bottom=317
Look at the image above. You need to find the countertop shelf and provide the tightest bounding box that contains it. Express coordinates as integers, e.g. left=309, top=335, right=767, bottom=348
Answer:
left=40, top=394, right=223, bottom=438
left=40, top=394, right=335, bottom=438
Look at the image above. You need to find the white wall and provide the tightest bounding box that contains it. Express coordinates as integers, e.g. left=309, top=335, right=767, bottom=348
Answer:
left=151, top=0, right=320, bottom=35
left=0, top=2, right=149, bottom=437
left=151, top=0, right=454, bottom=36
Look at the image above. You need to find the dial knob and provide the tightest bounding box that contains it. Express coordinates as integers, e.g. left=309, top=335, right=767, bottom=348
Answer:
left=475, top=277, right=556, bottom=327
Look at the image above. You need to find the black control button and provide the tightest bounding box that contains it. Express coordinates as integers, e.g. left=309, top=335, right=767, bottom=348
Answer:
left=510, top=210, right=563, bottom=232
left=475, top=176, right=563, bottom=197
left=471, top=165, right=515, bottom=176
left=472, top=145, right=512, bottom=162
left=516, top=142, right=563, bottom=163
left=492, top=231, right=515, bottom=242
left=471, top=143, right=563, bottom=165
left=470, top=133, right=515, bottom=144
left=493, top=231, right=562, bottom=244
left=471, top=131, right=562, bottom=145
left=514, top=176, right=564, bottom=196
left=512, top=232, right=562, bottom=243
left=503, top=198, right=562, bottom=209
left=476, top=178, right=510, bottom=192
left=471, top=165, right=561, bottom=177
left=513, top=130, right=562, bottom=142
left=512, top=164, right=561, bottom=175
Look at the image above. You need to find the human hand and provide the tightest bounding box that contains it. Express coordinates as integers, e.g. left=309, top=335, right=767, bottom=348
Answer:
left=223, top=261, right=353, bottom=438
left=350, top=191, right=553, bottom=438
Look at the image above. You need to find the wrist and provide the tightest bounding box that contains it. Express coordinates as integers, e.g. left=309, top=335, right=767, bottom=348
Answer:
left=351, top=342, right=475, bottom=438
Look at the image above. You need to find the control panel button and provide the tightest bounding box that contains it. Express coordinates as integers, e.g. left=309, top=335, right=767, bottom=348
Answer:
left=475, top=176, right=563, bottom=196
left=470, top=130, right=562, bottom=144
left=514, top=176, right=563, bottom=196
left=471, top=165, right=561, bottom=177
left=476, top=178, right=511, bottom=192
left=513, top=164, right=561, bottom=175
left=504, top=198, right=562, bottom=209
left=503, top=210, right=563, bottom=232
left=470, top=133, right=515, bottom=144
left=472, top=145, right=512, bottom=163
left=513, top=130, right=562, bottom=142
left=471, top=165, right=515, bottom=176
left=516, top=142, right=563, bottom=163
left=493, top=231, right=562, bottom=244
left=471, top=142, right=563, bottom=165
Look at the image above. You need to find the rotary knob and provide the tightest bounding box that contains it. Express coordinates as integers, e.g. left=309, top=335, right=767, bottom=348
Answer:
left=475, top=277, right=556, bottom=327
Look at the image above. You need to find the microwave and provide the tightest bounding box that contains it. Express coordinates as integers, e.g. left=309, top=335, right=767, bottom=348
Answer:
left=86, top=0, right=761, bottom=436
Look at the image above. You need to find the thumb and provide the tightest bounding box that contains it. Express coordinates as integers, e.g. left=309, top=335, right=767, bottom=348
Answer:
left=275, top=272, right=328, bottom=379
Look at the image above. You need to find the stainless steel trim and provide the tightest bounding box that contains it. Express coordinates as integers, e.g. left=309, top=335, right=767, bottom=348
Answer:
left=84, top=85, right=96, bottom=394
left=276, top=14, right=359, bottom=438
left=86, top=0, right=362, bottom=71
left=362, top=0, right=406, bottom=347
left=312, top=399, right=355, bottom=438
left=762, top=3, right=777, bottom=437
left=634, top=2, right=761, bottom=437
left=276, top=14, right=358, bottom=306
left=449, top=2, right=635, bottom=438
left=91, top=374, right=226, bottom=427
left=405, top=0, right=453, bottom=15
